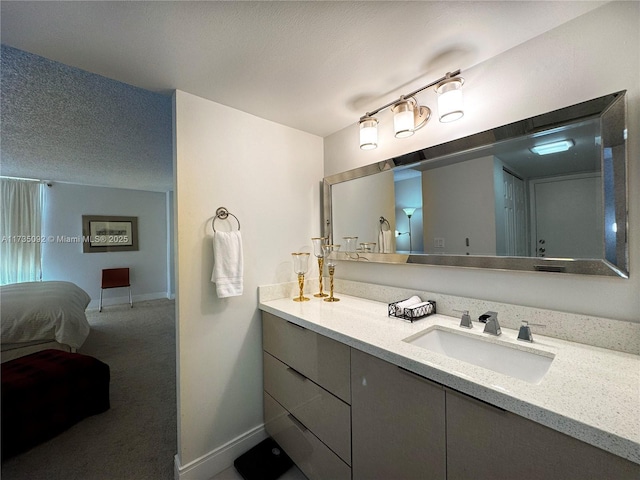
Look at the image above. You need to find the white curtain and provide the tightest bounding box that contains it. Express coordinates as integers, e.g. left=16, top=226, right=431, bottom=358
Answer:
left=0, top=178, right=44, bottom=285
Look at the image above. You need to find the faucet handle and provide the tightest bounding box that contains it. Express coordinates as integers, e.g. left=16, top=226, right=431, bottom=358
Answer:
left=517, top=321, right=546, bottom=342
left=522, top=320, right=546, bottom=326
left=454, top=309, right=473, bottom=329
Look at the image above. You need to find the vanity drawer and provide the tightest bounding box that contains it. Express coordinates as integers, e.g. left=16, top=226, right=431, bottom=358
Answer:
left=264, top=351, right=351, bottom=465
left=262, top=312, right=350, bottom=403
left=264, top=392, right=351, bottom=480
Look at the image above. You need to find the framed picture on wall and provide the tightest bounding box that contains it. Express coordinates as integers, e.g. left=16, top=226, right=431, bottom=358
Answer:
left=82, top=215, right=139, bottom=253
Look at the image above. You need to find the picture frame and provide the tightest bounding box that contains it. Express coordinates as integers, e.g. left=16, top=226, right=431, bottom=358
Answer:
left=82, top=215, right=139, bottom=253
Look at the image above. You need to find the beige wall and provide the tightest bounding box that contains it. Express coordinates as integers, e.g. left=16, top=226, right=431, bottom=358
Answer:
left=173, top=90, right=323, bottom=476
left=324, top=2, right=639, bottom=322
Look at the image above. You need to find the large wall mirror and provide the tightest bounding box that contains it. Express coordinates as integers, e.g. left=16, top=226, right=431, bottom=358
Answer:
left=324, top=91, right=628, bottom=277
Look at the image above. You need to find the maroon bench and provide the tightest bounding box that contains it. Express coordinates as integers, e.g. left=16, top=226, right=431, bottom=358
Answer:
left=1, top=349, right=110, bottom=459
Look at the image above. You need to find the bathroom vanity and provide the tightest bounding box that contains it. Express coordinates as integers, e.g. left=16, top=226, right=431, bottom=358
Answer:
left=260, top=287, right=639, bottom=480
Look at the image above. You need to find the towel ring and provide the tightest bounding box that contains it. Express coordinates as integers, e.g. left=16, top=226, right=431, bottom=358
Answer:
left=213, top=207, right=240, bottom=232
left=379, top=216, right=390, bottom=232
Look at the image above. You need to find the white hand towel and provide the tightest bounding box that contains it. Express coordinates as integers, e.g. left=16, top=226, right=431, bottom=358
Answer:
left=378, top=230, right=394, bottom=253
left=409, top=301, right=434, bottom=313
left=396, top=295, right=422, bottom=315
left=211, top=231, right=244, bottom=298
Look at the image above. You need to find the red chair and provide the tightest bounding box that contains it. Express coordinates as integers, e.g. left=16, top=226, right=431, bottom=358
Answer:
left=100, top=268, right=132, bottom=312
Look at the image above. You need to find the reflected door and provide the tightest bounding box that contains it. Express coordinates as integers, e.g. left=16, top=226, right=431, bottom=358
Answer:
left=532, top=174, right=603, bottom=259
left=503, top=170, right=527, bottom=256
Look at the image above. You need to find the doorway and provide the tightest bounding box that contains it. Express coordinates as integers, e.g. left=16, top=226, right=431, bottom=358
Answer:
left=530, top=173, right=603, bottom=259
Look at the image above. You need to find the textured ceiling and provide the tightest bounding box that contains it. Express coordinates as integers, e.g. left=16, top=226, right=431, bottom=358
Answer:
left=1, top=45, right=173, bottom=192
left=0, top=1, right=608, bottom=191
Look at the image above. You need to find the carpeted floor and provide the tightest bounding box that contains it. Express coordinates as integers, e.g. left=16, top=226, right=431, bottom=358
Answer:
left=1, top=298, right=177, bottom=480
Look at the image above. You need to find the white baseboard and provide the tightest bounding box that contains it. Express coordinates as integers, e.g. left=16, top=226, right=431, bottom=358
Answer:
left=174, top=424, right=268, bottom=480
left=87, top=291, right=169, bottom=310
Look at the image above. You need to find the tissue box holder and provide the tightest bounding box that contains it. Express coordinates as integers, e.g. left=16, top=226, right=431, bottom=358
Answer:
left=388, top=299, right=436, bottom=322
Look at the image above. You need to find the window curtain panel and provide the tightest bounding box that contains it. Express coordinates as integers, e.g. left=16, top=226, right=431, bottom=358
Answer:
left=0, top=179, right=44, bottom=285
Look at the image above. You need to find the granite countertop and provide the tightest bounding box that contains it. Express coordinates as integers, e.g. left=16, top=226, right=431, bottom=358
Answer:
left=259, top=292, right=640, bottom=465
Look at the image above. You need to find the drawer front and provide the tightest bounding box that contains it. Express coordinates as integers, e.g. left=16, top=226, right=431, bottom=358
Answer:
left=264, top=351, right=351, bottom=465
left=262, top=312, right=350, bottom=403
left=264, top=392, right=351, bottom=480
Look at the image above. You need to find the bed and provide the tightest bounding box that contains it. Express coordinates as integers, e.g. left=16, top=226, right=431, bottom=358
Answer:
left=1, top=281, right=91, bottom=362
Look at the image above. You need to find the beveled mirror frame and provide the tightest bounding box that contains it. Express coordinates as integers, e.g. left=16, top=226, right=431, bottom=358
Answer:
left=323, top=91, right=628, bottom=277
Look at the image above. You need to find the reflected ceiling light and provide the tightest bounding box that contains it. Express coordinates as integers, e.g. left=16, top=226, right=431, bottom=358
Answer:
left=358, top=70, right=464, bottom=150
left=530, top=139, right=575, bottom=155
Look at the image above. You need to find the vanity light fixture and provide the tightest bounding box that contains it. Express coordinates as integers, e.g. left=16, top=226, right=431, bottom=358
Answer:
left=358, top=70, right=464, bottom=150
left=392, top=98, right=430, bottom=138
left=436, top=76, right=464, bottom=122
left=530, top=139, right=575, bottom=155
left=359, top=116, right=378, bottom=150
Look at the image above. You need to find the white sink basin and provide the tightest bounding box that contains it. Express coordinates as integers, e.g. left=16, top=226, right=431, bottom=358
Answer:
left=403, top=326, right=554, bottom=384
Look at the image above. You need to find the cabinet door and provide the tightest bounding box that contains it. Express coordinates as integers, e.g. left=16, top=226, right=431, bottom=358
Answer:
left=446, top=389, right=640, bottom=480
left=351, top=349, right=446, bottom=480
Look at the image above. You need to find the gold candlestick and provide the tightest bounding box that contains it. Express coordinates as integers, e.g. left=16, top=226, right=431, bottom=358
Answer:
left=327, top=265, right=338, bottom=302
left=295, top=273, right=308, bottom=302
left=315, top=257, right=327, bottom=297
left=312, top=237, right=328, bottom=297
left=322, top=244, right=340, bottom=302
left=291, top=253, right=310, bottom=302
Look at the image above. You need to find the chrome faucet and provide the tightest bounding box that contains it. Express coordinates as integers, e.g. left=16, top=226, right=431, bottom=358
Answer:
left=481, top=311, right=501, bottom=336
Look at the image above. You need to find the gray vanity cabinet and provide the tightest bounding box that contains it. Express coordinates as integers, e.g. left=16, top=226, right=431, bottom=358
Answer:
left=262, top=311, right=639, bottom=480
left=262, top=312, right=351, bottom=480
left=350, top=348, right=638, bottom=480
left=446, top=389, right=640, bottom=480
left=351, top=348, right=447, bottom=480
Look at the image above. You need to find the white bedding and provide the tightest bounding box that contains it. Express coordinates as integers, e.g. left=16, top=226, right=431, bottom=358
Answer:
left=1, top=281, right=91, bottom=349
